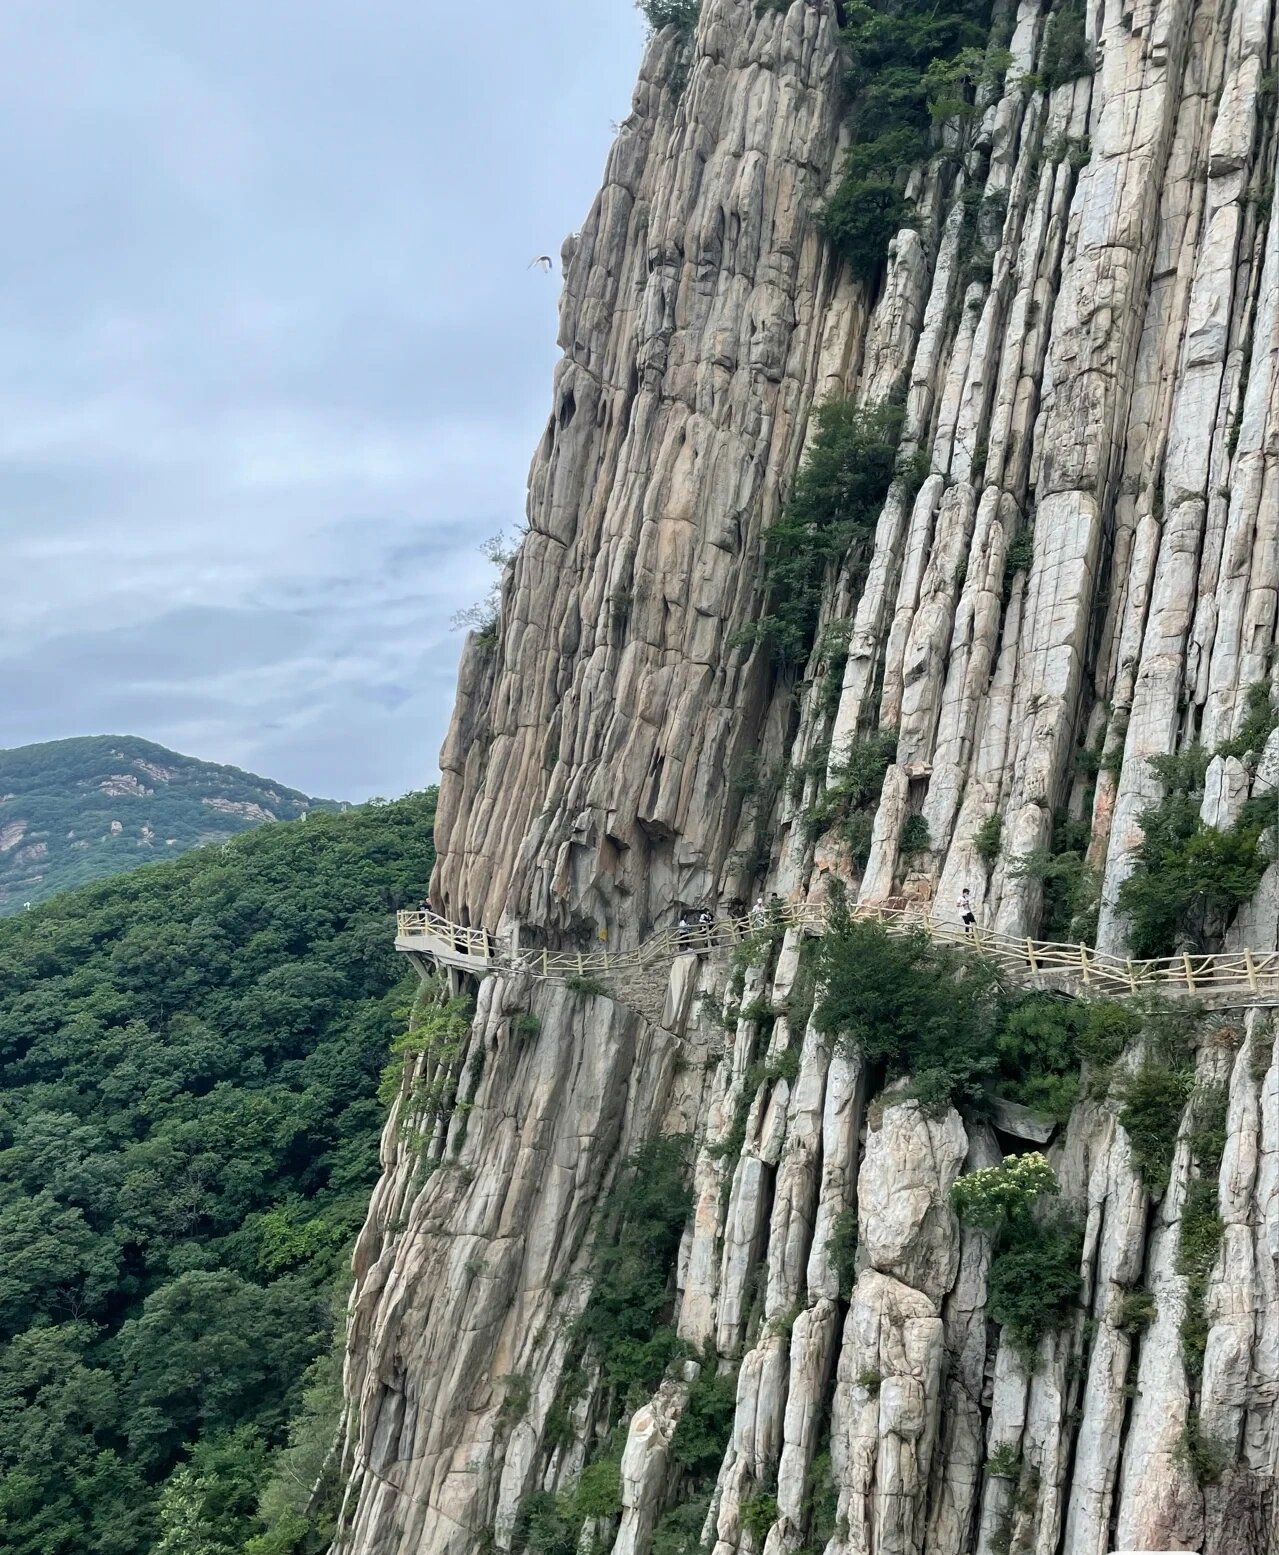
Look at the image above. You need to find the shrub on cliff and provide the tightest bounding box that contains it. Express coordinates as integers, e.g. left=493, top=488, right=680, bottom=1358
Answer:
left=1114, top=1062, right=1193, bottom=1193
left=952, top=1154, right=1082, bottom=1361
left=1040, top=2, right=1093, bottom=91
left=803, top=728, right=898, bottom=859
left=638, top=0, right=699, bottom=33
left=950, top=1152, right=1058, bottom=1229
left=1118, top=749, right=1269, bottom=956
left=820, top=0, right=995, bottom=281
left=814, top=914, right=1003, bottom=1110
left=670, top=1357, right=738, bottom=1478
left=815, top=915, right=1141, bottom=1118
left=985, top=1210, right=1083, bottom=1360
left=744, top=399, right=903, bottom=669
left=1218, top=680, right=1279, bottom=760
left=571, top=1134, right=693, bottom=1403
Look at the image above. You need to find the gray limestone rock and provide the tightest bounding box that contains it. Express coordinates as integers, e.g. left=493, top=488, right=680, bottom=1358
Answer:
left=333, top=0, right=1279, bottom=1550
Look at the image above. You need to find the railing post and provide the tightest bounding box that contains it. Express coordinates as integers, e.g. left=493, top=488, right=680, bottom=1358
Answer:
left=542, top=949, right=549, bottom=977
left=1182, top=953, right=1196, bottom=991
left=577, top=951, right=585, bottom=975
left=1025, top=938, right=1038, bottom=972
left=1079, top=945, right=1092, bottom=986
left=1245, top=947, right=1259, bottom=992
left=1126, top=958, right=1137, bottom=994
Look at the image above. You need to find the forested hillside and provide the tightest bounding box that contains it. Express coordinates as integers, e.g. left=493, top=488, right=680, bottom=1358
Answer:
left=0, top=791, right=435, bottom=1555
left=0, top=735, right=341, bottom=914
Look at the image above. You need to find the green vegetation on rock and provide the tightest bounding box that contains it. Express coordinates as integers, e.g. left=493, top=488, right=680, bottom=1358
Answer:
left=742, top=400, right=906, bottom=670
left=820, top=0, right=996, bottom=280
left=0, top=734, right=340, bottom=914
left=814, top=911, right=1138, bottom=1117
left=815, top=914, right=1000, bottom=1112
left=952, top=1154, right=1082, bottom=1362
left=804, top=729, right=898, bottom=862
left=1114, top=1062, right=1193, bottom=1192
left=975, top=812, right=1003, bottom=865
left=670, top=1358, right=738, bottom=1479
left=0, top=791, right=435, bottom=1555
left=518, top=1135, right=701, bottom=1552
left=986, top=1209, right=1084, bottom=1361
left=1178, top=1086, right=1228, bottom=1379
left=1118, top=748, right=1270, bottom=957
left=638, top=0, right=700, bottom=31
left=516, top=1458, right=625, bottom=1555
left=827, top=1207, right=860, bottom=1299
left=1217, top=680, right=1279, bottom=760
left=950, top=1152, right=1058, bottom=1229
left=1010, top=808, right=1100, bottom=945
left=899, top=813, right=931, bottom=857
left=1039, top=2, right=1093, bottom=90
left=571, top=1134, right=693, bottom=1404
left=651, top=1499, right=712, bottom=1555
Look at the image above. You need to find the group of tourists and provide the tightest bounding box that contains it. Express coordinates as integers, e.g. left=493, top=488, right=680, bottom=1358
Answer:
left=675, top=893, right=789, bottom=954
left=677, top=907, right=717, bottom=951
left=674, top=888, right=976, bottom=954
left=418, top=884, right=980, bottom=966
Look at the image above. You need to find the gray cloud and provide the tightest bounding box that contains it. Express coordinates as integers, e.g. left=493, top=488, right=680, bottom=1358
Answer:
left=0, top=0, right=644, bottom=797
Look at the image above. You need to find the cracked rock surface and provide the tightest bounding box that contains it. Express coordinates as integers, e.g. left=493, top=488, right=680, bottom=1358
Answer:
left=336, top=0, right=1279, bottom=1551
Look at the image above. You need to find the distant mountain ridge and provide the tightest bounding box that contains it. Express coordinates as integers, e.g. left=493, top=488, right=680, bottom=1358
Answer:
left=0, top=734, right=341, bottom=912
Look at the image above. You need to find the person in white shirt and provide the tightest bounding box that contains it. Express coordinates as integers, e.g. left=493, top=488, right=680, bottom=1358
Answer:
left=957, top=888, right=977, bottom=933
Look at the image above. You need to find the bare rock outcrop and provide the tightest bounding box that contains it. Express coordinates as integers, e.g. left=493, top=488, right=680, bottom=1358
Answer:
left=334, top=0, right=1279, bottom=1551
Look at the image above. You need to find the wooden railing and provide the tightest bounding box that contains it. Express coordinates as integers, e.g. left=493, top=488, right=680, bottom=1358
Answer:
left=395, top=902, right=1279, bottom=1000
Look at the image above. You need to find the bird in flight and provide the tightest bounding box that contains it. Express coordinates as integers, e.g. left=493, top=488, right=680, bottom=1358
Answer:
left=529, top=256, right=554, bottom=272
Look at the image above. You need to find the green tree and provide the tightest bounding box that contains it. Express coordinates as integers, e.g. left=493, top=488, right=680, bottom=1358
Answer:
left=820, top=0, right=994, bottom=279
left=153, top=1467, right=239, bottom=1555
left=813, top=915, right=1003, bottom=1110
left=746, top=401, right=905, bottom=668
left=0, top=791, right=436, bottom=1554
left=639, top=0, right=699, bottom=28
left=1118, top=752, right=1268, bottom=955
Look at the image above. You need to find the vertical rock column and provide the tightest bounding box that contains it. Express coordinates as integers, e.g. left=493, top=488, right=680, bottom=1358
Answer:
left=432, top=0, right=852, bottom=944
left=1001, top=0, right=1202, bottom=937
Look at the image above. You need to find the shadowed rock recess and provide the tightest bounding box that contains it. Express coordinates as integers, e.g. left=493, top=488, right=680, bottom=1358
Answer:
left=335, top=1, right=1279, bottom=1551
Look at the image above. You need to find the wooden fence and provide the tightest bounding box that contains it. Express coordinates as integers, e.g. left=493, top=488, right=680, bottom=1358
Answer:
left=395, top=904, right=1279, bottom=999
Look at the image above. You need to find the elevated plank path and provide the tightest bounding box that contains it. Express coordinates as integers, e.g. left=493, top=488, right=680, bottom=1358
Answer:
left=396, top=905, right=1279, bottom=1005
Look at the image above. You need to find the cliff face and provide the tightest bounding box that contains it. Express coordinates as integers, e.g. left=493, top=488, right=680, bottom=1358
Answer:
left=337, top=2, right=1279, bottom=1552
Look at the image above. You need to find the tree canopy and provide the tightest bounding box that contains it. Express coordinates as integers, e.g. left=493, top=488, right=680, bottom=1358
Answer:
left=0, top=791, right=435, bottom=1554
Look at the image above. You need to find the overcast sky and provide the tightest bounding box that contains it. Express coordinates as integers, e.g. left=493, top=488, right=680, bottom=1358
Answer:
left=0, top=0, right=646, bottom=800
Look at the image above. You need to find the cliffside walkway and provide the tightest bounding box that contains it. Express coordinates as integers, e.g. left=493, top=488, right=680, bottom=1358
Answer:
left=395, top=904, right=1279, bottom=1003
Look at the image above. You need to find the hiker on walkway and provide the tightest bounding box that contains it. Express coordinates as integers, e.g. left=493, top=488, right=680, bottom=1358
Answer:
left=957, top=888, right=977, bottom=934
left=698, top=907, right=714, bottom=949
left=768, top=892, right=783, bottom=925
left=678, top=913, right=692, bottom=952
left=751, top=896, right=767, bottom=931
